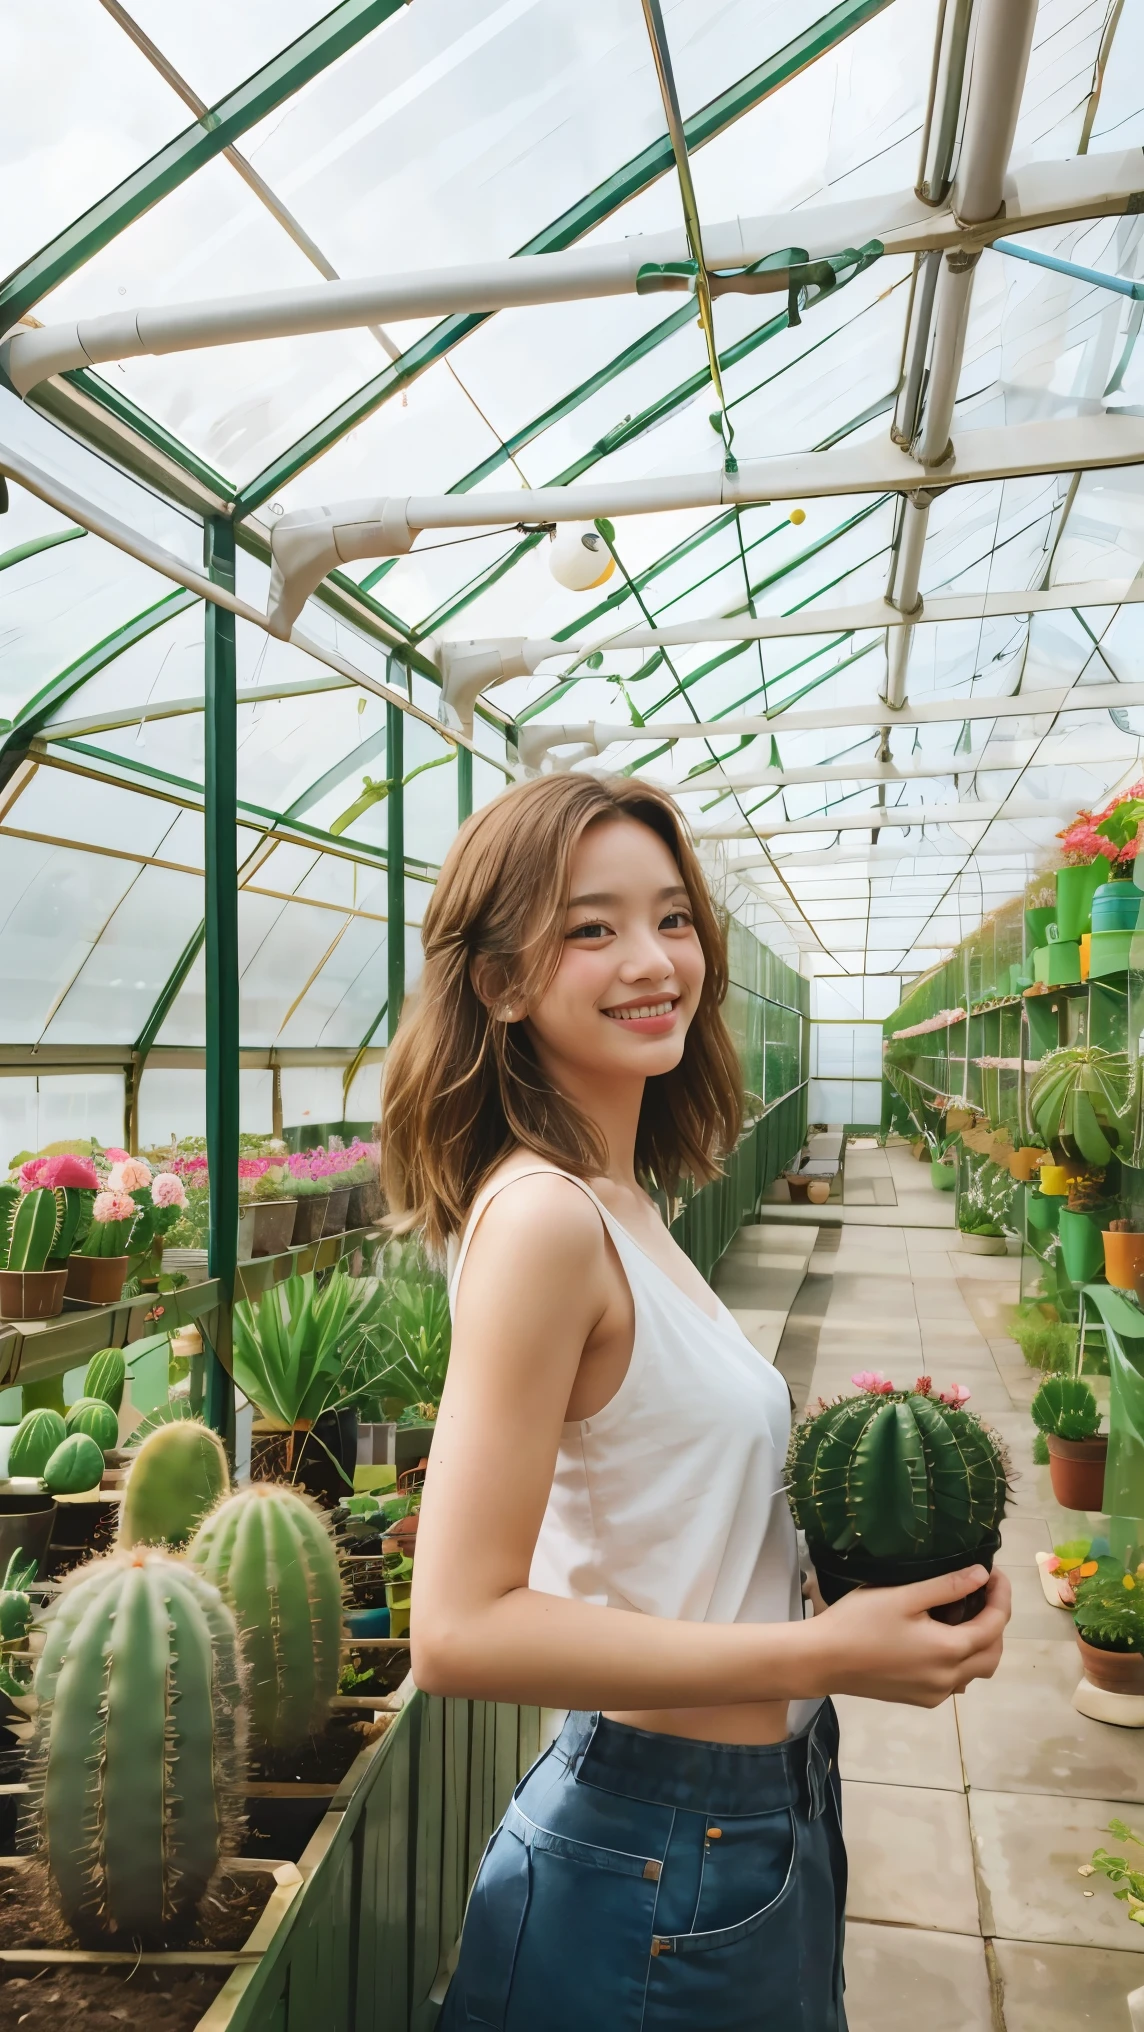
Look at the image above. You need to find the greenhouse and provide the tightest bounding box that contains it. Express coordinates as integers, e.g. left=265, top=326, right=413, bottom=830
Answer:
left=5, top=0, right=1144, bottom=2025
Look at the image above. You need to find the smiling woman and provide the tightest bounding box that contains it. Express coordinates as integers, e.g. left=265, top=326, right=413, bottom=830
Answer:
left=380, top=772, right=1009, bottom=2032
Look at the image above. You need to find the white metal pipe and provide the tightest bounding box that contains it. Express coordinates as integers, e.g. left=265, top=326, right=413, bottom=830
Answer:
left=269, top=412, right=1144, bottom=638
left=954, top=0, right=1040, bottom=224
left=914, top=252, right=978, bottom=466
left=696, top=796, right=1079, bottom=839
left=653, top=733, right=1137, bottom=792
left=4, top=145, right=1142, bottom=396
left=40, top=674, right=351, bottom=742
left=516, top=683, right=1144, bottom=766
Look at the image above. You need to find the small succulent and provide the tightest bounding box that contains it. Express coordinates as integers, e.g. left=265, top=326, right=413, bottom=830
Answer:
left=1030, top=1374, right=1101, bottom=1442
left=1074, top=1568, right=1144, bottom=1652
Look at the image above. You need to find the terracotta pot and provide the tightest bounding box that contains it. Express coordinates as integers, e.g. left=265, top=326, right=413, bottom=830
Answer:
left=1076, top=1632, right=1144, bottom=1696
left=1047, top=1432, right=1108, bottom=1512
left=290, top=1194, right=329, bottom=1244
left=382, top=1512, right=419, bottom=1559
left=322, top=1187, right=352, bottom=1235
left=1009, top=1148, right=1044, bottom=1183
left=1104, top=1229, right=1144, bottom=1299
left=785, top=1175, right=812, bottom=1203
left=0, top=1269, right=67, bottom=1320
left=64, top=1254, right=129, bottom=1305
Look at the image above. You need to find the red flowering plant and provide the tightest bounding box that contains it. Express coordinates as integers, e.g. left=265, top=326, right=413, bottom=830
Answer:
left=1058, top=781, right=1144, bottom=869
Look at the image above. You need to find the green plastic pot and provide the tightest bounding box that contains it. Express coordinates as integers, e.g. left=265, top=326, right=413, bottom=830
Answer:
left=1025, top=1188, right=1059, bottom=1236
left=1055, top=861, right=1104, bottom=943
left=930, top=1159, right=956, bottom=1192
left=1025, top=905, right=1057, bottom=948
left=1057, top=1206, right=1107, bottom=1286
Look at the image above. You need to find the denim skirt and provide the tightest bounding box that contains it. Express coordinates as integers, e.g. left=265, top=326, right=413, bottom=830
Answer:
left=438, top=1701, right=847, bottom=2031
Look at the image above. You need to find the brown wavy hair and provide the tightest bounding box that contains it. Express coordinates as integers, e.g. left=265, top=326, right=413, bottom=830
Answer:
left=382, top=773, right=742, bottom=1253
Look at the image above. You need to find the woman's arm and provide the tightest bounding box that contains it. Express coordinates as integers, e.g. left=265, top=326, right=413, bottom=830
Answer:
left=411, top=1175, right=1010, bottom=1710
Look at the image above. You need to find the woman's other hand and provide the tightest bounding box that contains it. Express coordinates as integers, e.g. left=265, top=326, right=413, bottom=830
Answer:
left=808, top=1564, right=1011, bottom=1707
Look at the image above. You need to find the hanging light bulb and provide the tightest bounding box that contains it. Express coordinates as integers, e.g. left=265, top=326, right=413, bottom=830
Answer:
left=548, top=523, right=616, bottom=592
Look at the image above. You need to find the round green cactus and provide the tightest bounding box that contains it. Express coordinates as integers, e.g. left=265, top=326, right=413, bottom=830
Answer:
left=32, top=1549, right=244, bottom=1943
left=43, top=1433, right=105, bottom=1495
left=64, top=1397, right=118, bottom=1453
left=8, top=1407, right=66, bottom=1479
left=188, top=1485, right=343, bottom=1751
left=119, top=1421, right=230, bottom=1550
left=787, top=1384, right=1009, bottom=1562
left=83, top=1347, right=125, bottom=1413
left=1030, top=1374, right=1101, bottom=1442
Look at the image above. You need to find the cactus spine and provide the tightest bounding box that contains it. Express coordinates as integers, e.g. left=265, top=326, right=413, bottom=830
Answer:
left=6, top=1189, right=62, bottom=1273
left=83, top=1347, right=125, bottom=1413
left=189, top=1486, right=342, bottom=1750
left=119, top=1421, right=230, bottom=1549
left=32, top=1550, right=244, bottom=1943
left=787, top=1389, right=1008, bottom=1561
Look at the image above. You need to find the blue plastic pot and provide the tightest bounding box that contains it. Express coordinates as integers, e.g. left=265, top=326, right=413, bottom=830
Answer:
left=1091, top=879, right=1142, bottom=933
left=346, top=1605, right=391, bottom=1638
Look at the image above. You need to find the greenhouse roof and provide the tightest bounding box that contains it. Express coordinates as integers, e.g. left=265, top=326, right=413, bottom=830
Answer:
left=4, top=0, right=1144, bottom=1086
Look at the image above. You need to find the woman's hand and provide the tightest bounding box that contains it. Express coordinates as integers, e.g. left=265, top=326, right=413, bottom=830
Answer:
left=808, top=1564, right=1011, bottom=1707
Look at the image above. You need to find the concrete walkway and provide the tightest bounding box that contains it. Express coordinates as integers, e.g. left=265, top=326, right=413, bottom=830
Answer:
left=716, top=1145, right=1144, bottom=2031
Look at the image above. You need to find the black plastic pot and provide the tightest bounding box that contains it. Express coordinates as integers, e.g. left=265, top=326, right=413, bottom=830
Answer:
left=808, top=1530, right=1002, bottom=1625
left=294, top=1407, right=359, bottom=1508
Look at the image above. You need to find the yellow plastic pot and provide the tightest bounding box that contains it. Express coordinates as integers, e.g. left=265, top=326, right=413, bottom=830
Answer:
left=1039, top=1164, right=1071, bottom=1197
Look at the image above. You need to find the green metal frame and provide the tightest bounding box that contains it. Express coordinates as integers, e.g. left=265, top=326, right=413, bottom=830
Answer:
left=387, top=692, right=405, bottom=1042
left=203, top=515, right=239, bottom=1450
left=0, top=0, right=408, bottom=330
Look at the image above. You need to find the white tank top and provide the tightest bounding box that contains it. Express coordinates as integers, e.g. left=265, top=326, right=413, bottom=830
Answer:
left=448, top=1163, right=817, bottom=1733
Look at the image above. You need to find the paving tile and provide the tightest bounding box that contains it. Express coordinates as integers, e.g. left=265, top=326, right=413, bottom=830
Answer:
left=843, top=1923, right=994, bottom=2032
left=957, top=1640, right=1144, bottom=1800
left=842, top=1779, right=980, bottom=1934
left=835, top=1691, right=964, bottom=1790
left=996, top=1560, right=1082, bottom=1642
left=993, top=1938, right=1144, bottom=2031
left=999, top=1513, right=1055, bottom=1560
left=971, top=1789, right=1144, bottom=1950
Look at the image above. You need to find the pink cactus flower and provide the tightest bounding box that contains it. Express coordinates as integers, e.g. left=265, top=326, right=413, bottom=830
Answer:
left=151, top=1171, right=188, bottom=1210
left=37, top=1155, right=99, bottom=1189
left=852, top=1370, right=895, bottom=1395
left=939, top=1383, right=972, bottom=1409
left=914, top=1376, right=933, bottom=1396
left=103, top=1147, right=130, bottom=1164
left=18, top=1160, right=47, bottom=1189
left=107, top=1158, right=152, bottom=1192
left=92, top=1190, right=137, bottom=1224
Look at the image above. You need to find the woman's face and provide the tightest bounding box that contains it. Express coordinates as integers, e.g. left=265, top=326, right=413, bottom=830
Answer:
left=522, top=816, right=706, bottom=1088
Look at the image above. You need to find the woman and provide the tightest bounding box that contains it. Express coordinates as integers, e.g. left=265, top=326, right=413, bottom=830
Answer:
left=384, top=774, right=1009, bottom=2031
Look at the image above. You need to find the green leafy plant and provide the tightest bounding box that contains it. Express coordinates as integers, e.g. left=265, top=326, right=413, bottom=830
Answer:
left=31, top=1550, right=244, bottom=1944
left=1086, top=1820, right=1144, bottom=1926
left=957, top=1155, right=1016, bottom=1237
left=231, top=1267, right=379, bottom=1431
left=1073, top=1569, right=1144, bottom=1651
left=3, top=1189, right=62, bottom=1272
left=188, top=1484, right=343, bottom=1751
left=342, top=1259, right=452, bottom=1421
left=1030, top=1374, right=1102, bottom=1441
left=1007, top=1303, right=1079, bottom=1372
left=1028, top=1047, right=1136, bottom=1166
left=119, top=1420, right=230, bottom=1548
left=787, top=1380, right=1009, bottom=1562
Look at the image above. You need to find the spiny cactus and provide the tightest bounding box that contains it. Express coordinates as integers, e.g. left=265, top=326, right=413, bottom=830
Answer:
left=83, top=1347, right=125, bottom=1413
left=787, top=1384, right=1009, bottom=1562
left=8, top=1408, right=66, bottom=1479
left=1031, top=1374, right=1102, bottom=1441
left=119, top=1421, right=230, bottom=1550
left=31, top=1550, right=244, bottom=1943
left=189, top=1485, right=343, bottom=1750
left=5, top=1189, right=62, bottom=1273
left=64, top=1397, right=118, bottom=1453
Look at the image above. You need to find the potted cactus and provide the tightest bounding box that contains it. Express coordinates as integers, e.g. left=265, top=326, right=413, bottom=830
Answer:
left=31, top=1548, right=245, bottom=1943
left=787, top=1373, right=1009, bottom=1622
left=1031, top=1374, right=1107, bottom=1510
left=1028, top=1046, right=1136, bottom=1167
left=1072, top=1566, right=1144, bottom=1696
left=0, top=1187, right=66, bottom=1319
left=65, top=1185, right=139, bottom=1305
left=119, top=1418, right=230, bottom=1548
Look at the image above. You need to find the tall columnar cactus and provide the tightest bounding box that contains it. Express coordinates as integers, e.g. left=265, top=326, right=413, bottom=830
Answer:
left=1030, top=1374, right=1102, bottom=1441
left=787, top=1385, right=1009, bottom=1562
left=189, top=1486, right=343, bottom=1750
left=31, top=1550, right=244, bottom=1943
left=5, top=1189, right=62, bottom=1273
left=119, top=1421, right=230, bottom=1550
left=84, top=1347, right=126, bottom=1413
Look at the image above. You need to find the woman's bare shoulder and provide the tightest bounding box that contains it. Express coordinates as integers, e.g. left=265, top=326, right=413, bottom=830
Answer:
left=461, top=1161, right=606, bottom=1281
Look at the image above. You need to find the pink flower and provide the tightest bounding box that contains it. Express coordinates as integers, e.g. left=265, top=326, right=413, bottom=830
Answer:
left=37, top=1155, right=99, bottom=1189
left=103, top=1147, right=130, bottom=1164
left=151, top=1171, right=188, bottom=1210
left=939, top=1383, right=972, bottom=1409
left=92, top=1190, right=137, bottom=1224
left=107, top=1158, right=151, bottom=1192
left=18, top=1160, right=46, bottom=1189
left=914, top=1376, right=933, bottom=1396
left=852, top=1371, right=895, bottom=1395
